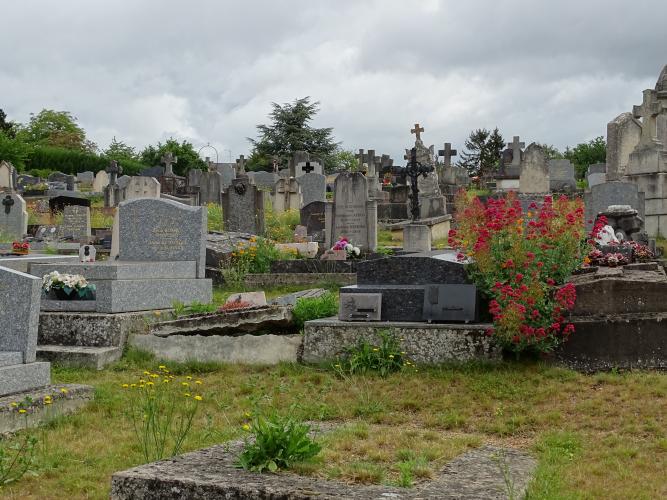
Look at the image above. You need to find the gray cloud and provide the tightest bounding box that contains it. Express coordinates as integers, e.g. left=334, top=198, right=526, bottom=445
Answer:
left=1, top=0, right=665, bottom=164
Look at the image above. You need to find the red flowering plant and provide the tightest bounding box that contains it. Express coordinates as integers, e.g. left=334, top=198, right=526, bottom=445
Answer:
left=448, top=191, right=588, bottom=355
left=11, top=241, right=30, bottom=255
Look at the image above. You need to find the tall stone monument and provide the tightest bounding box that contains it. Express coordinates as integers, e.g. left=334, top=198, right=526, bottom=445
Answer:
left=222, top=165, right=264, bottom=235
left=519, top=144, right=550, bottom=194
left=0, top=193, right=28, bottom=239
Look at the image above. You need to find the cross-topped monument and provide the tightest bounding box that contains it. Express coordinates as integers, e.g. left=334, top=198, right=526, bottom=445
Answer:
left=438, top=143, right=458, bottom=168
left=357, top=149, right=367, bottom=170
left=161, top=152, right=178, bottom=177
left=411, top=123, right=425, bottom=142
left=105, top=160, right=123, bottom=186
left=405, top=147, right=434, bottom=221
left=508, top=136, right=525, bottom=168
left=235, top=155, right=247, bottom=176
left=633, top=89, right=661, bottom=146
left=272, top=157, right=279, bottom=173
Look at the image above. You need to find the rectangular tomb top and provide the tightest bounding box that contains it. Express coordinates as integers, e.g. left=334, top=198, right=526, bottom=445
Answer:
left=29, top=260, right=198, bottom=281
left=115, top=198, right=207, bottom=278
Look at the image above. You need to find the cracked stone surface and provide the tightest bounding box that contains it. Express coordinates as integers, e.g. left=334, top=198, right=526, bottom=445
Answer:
left=111, top=442, right=536, bottom=499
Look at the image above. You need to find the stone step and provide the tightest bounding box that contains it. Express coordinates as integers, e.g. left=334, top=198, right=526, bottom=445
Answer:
left=0, top=362, right=51, bottom=397
left=37, top=345, right=122, bottom=371
left=0, top=351, right=23, bottom=368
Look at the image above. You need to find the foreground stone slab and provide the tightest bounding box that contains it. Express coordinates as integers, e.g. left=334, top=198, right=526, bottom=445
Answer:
left=303, top=318, right=499, bottom=364
left=0, top=384, right=93, bottom=434
left=111, top=442, right=535, bottom=499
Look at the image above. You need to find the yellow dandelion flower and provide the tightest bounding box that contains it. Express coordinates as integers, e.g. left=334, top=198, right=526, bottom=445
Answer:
left=139, top=379, right=146, bottom=383
left=186, top=375, right=192, bottom=380
left=44, top=399, right=52, bottom=405
left=139, top=385, right=145, bottom=388
left=372, top=348, right=379, bottom=352
left=388, top=354, right=394, bottom=359
left=150, top=373, right=159, bottom=379
left=401, top=351, right=406, bottom=355
left=195, top=380, right=202, bottom=385
left=194, top=395, right=203, bottom=401
left=60, top=387, right=69, bottom=394
left=184, top=393, right=191, bottom=397
left=146, top=381, right=154, bottom=387
left=242, top=424, right=251, bottom=431
left=181, top=382, right=189, bottom=387
left=143, top=371, right=150, bottom=375
left=244, top=411, right=252, bottom=418
left=10, top=402, right=18, bottom=407
left=122, top=384, right=129, bottom=388
left=158, top=365, right=166, bottom=370
left=19, top=409, right=27, bottom=414
left=130, top=383, right=137, bottom=388
left=162, top=379, right=170, bottom=383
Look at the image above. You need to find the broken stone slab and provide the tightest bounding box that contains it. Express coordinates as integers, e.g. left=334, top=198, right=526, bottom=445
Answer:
left=275, top=242, right=319, bottom=258
left=206, top=232, right=258, bottom=268
left=0, top=384, right=94, bottom=434
left=225, top=291, right=267, bottom=308
left=148, top=306, right=293, bottom=337
left=110, top=442, right=535, bottom=500
left=270, top=288, right=327, bottom=306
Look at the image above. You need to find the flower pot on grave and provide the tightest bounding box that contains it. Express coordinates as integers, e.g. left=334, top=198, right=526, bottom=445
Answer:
left=49, top=288, right=95, bottom=301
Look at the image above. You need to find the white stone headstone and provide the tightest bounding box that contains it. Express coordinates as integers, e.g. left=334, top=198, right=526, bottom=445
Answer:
left=79, top=244, right=97, bottom=262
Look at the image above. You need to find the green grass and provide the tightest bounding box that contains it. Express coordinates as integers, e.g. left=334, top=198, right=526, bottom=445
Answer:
left=1, top=356, right=666, bottom=498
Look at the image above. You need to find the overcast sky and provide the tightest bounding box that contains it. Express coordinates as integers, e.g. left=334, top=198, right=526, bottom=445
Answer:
left=1, top=0, right=665, bottom=164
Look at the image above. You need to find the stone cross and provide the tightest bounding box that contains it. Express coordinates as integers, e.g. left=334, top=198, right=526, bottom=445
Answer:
left=235, top=155, right=246, bottom=176
left=633, top=89, right=660, bottom=146
left=161, top=152, right=178, bottom=177
left=438, top=143, right=458, bottom=168
left=411, top=123, right=424, bottom=141
left=357, top=149, right=366, bottom=170
left=2, top=195, right=14, bottom=215
left=106, top=160, right=122, bottom=185
left=405, top=147, right=434, bottom=221
left=205, top=157, right=216, bottom=172
left=302, top=161, right=315, bottom=174
left=272, top=157, right=279, bottom=173
left=508, top=136, right=525, bottom=167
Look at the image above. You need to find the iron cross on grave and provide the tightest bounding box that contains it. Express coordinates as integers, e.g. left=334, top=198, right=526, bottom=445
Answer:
left=2, top=195, right=14, bottom=215
left=411, top=123, right=424, bottom=141
left=302, top=162, right=315, bottom=174
left=438, top=143, right=458, bottom=168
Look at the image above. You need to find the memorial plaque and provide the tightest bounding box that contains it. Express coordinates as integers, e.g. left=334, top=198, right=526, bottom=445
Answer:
left=339, top=293, right=382, bottom=321
left=422, top=284, right=478, bottom=323
left=58, top=205, right=91, bottom=241
left=115, top=198, right=207, bottom=277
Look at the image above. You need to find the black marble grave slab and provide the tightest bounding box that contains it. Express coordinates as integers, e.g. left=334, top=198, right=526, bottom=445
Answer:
left=356, top=251, right=469, bottom=286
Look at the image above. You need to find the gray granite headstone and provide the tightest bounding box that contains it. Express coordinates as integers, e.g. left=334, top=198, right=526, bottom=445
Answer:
left=326, top=172, right=377, bottom=251
left=93, top=170, right=110, bottom=192
left=58, top=205, right=91, bottom=241
left=253, top=171, right=279, bottom=191
left=519, top=144, right=550, bottom=194
left=189, top=170, right=222, bottom=205
left=48, top=172, right=76, bottom=191
left=141, top=166, right=165, bottom=178
left=77, top=171, right=94, bottom=184
left=297, top=172, right=327, bottom=207
left=300, top=201, right=327, bottom=242
left=0, top=266, right=42, bottom=363
left=548, top=159, right=576, bottom=192
left=0, top=161, right=15, bottom=192
left=221, top=176, right=264, bottom=234
left=115, top=198, right=207, bottom=278
left=0, top=193, right=28, bottom=239
left=584, top=181, right=645, bottom=232
left=214, top=164, right=236, bottom=188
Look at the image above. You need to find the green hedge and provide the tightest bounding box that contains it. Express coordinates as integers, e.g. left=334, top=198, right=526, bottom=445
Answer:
left=24, top=146, right=148, bottom=176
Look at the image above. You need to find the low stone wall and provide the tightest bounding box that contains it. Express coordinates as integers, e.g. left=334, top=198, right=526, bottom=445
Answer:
left=303, top=318, right=500, bottom=364
left=130, top=333, right=302, bottom=365
left=244, top=273, right=356, bottom=287
left=558, top=313, right=667, bottom=371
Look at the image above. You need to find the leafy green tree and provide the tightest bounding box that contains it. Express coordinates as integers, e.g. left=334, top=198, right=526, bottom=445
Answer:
left=537, top=143, right=564, bottom=160
left=333, top=149, right=359, bottom=172
left=16, top=109, right=97, bottom=153
left=104, top=136, right=138, bottom=162
left=139, top=138, right=206, bottom=176
left=0, top=109, right=17, bottom=138
left=457, top=127, right=504, bottom=177
left=0, top=132, right=32, bottom=170
left=564, top=136, right=606, bottom=180
left=248, top=97, right=340, bottom=173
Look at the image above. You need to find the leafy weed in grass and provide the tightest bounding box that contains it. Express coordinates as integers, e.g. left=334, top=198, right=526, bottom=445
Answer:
left=291, top=291, right=338, bottom=330
left=335, top=329, right=409, bottom=377
left=237, top=412, right=321, bottom=473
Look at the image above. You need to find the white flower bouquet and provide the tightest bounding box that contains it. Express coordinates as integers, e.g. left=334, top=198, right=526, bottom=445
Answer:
left=42, top=271, right=96, bottom=300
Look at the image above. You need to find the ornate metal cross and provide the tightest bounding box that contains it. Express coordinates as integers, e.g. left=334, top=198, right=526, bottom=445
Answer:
left=438, top=143, right=458, bottom=168
left=405, top=147, right=434, bottom=221
left=411, top=123, right=424, bottom=141
left=2, top=195, right=14, bottom=215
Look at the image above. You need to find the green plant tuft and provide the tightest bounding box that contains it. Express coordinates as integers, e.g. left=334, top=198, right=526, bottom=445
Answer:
left=336, top=329, right=408, bottom=377
left=291, top=292, right=338, bottom=330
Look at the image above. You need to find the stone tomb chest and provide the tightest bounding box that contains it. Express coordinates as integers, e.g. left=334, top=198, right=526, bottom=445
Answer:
left=30, top=198, right=212, bottom=313
left=339, top=251, right=478, bottom=322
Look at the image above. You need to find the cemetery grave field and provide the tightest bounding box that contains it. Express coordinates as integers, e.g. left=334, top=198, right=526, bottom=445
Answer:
left=0, top=353, right=665, bottom=499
